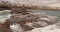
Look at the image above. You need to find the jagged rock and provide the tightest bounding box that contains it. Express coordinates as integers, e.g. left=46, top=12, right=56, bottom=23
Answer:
left=2, top=13, right=59, bottom=32
left=0, top=10, right=59, bottom=32
left=0, top=0, right=60, bottom=32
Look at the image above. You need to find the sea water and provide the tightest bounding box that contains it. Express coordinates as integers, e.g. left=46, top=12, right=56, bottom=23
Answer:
left=32, top=10, right=60, bottom=16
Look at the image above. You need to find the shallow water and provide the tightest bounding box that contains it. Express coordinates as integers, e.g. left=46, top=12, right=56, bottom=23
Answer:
left=32, top=10, right=60, bottom=16
left=0, top=10, right=11, bottom=23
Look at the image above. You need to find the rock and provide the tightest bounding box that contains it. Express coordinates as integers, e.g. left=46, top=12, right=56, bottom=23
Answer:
left=11, top=7, right=30, bottom=14
left=3, top=13, right=59, bottom=32
left=0, top=0, right=60, bottom=32
left=0, top=28, right=13, bottom=32
left=0, top=6, right=11, bottom=11
left=0, top=9, right=59, bottom=32
left=0, top=22, right=13, bottom=32
left=0, top=10, right=59, bottom=32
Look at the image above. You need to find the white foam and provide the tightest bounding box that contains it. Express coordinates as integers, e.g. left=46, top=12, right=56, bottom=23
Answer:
left=27, top=24, right=60, bottom=32
left=10, top=23, right=24, bottom=32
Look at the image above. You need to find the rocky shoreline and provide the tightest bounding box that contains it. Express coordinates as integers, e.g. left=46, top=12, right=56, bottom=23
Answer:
left=0, top=10, right=60, bottom=32
left=0, top=0, right=60, bottom=32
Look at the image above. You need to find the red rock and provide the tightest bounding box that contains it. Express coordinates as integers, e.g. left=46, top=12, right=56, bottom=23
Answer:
left=0, top=28, right=13, bottom=32
left=0, top=23, right=13, bottom=32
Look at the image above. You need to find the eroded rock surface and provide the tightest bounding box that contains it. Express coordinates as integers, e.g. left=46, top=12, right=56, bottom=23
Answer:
left=3, top=12, right=59, bottom=32
left=0, top=8, right=60, bottom=32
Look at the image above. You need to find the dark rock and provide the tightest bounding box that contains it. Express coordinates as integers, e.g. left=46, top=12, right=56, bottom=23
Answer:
left=0, top=6, right=11, bottom=10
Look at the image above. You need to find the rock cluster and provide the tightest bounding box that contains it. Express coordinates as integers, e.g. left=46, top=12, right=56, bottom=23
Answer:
left=0, top=8, right=59, bottom=32
left=0, top=0, right=60, bottom=32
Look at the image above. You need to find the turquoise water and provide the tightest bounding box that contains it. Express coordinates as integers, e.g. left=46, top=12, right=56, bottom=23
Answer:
left=0, top=10, right=10, bottom=19
left=33, top=10, right=60, bottom=16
